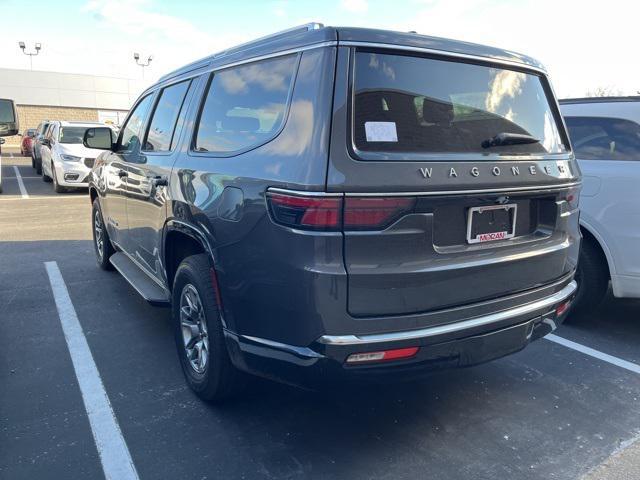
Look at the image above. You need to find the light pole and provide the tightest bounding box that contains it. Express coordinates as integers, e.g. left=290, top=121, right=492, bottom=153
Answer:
left=18, top=42, right=42, bottom=70
left=133, top=53, right=153, bottom=79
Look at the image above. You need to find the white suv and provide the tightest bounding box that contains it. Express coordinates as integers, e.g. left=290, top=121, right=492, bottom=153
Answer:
left=41, top=121, right=115, bottom=192
left=560, top=97, right=640, bottom=313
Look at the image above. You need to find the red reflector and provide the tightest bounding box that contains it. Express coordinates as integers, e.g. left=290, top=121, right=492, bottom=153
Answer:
left=344, top=197, right=415, bottom=229
left=346, top=346, right=419, bottom=364
left=209, top=267, right=223, bottom=308
left=382, top=346, right=420, bottom=360
left=556, top=300, right=571, bottom=316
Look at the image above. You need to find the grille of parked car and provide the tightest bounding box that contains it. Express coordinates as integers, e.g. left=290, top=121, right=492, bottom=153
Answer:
left=84, top=158, right=95, bottom=168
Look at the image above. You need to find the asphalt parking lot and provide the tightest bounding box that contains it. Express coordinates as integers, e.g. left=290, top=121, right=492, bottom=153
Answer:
left=1, top=150, right=640, bottom=480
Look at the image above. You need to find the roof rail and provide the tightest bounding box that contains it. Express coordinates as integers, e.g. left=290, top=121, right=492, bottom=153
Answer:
left=559, top=96, right=640, bottom=105
left=157, top=22, right=324, bottom=83
left=214, top=22, right=324, bottom=58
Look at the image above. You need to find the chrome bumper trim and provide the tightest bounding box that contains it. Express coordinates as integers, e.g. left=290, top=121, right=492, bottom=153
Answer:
left=318, top=280, right=577, bottom=346
left=268, top=182, right=581, bottom=198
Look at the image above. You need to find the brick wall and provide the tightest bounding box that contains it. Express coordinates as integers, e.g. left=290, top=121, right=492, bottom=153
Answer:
left=4, top=105, right=100, bottom=146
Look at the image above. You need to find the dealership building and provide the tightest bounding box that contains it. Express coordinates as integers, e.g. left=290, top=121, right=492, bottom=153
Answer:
left=0, top=67, right=147, bottom=147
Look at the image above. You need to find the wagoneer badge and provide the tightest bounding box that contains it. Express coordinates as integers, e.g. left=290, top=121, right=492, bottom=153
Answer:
left=419, top=163, right=569, bottom=180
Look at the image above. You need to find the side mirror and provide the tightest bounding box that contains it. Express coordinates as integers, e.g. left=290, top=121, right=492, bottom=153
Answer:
left=0, top=99, right=18, bottom=137
left=84, top=127, right=114, bottom=150
left=41, top=138, right=50, bottom=147
left=0, top=138, right=5, bottom=145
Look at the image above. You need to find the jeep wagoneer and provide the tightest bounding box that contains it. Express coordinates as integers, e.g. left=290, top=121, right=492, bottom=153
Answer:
left=83, top=24, right=581, bottom=401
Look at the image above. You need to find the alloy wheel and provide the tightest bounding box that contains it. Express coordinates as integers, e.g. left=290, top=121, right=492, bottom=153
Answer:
left=179, top=284, right=209, bottom=374
left=94, top=210, right=104, bottom=260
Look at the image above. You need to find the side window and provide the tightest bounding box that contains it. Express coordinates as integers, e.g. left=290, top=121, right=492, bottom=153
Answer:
left=118, top=94, right=154, bottom=152
left=143, top=80, right=191, bottom=152
left=565, top=116, right=640, bottom=161
left=194, top=54, right=298, bottom=153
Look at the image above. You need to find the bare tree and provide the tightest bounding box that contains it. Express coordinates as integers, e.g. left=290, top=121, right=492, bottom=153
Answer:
left=585, top=86, right=623, bottom=97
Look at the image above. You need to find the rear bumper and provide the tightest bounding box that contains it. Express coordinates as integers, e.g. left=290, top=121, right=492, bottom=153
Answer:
left=226, top=280, right=577, bottom=388
left=611, top=274, right=640, bottom=299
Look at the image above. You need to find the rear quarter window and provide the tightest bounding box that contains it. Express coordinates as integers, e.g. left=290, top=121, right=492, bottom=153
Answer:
left=351, top=50, right=568, bottom=159
left=193, top=54, right=298, bottom=155
left=564, top=116, right=640, bottom=161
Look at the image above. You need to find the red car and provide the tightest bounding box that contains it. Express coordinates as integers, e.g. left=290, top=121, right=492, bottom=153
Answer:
left=20, top=128, right=36, bottom=156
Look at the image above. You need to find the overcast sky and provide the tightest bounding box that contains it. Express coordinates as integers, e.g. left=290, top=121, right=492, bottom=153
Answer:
left=0, top=0, right=637, bottom=98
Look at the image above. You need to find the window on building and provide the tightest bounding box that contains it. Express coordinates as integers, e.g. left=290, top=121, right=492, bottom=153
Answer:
left=98, top=110, right=128, bottom=127
left=118, top=94, right=154, bottom=152
left=564, top=116, right=640, bottom=161
left=194, top=54, right=298, bottom=154
left=144, top=80, right=191, bottom=152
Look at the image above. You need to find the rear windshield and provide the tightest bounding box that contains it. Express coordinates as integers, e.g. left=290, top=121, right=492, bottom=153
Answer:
left=352, top=50, right=567, bottom=158
left=59, top=127, right=90, bottom=144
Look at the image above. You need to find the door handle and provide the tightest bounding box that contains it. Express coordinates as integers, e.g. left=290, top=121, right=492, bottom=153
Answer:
left=118, top=170, right=128, bottom=178
left=151, top=175, right=168, bottom=187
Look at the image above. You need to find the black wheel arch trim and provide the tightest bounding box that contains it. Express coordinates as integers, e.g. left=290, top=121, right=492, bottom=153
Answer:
left=163, top=219, right=232, bottom=331
left=163, top=219, right=216, bottom=263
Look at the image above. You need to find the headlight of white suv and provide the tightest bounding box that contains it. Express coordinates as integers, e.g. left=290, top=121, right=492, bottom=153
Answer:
left=60, top=154, right=81, bottom=162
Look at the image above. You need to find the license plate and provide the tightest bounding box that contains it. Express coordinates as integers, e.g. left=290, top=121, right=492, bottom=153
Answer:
left=466, top=204, right=517, bottom=244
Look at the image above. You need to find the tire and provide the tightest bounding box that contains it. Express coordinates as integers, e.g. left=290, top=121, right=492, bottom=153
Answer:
left=52, top=163, right=66, bottom=193
left=41, top=161, right=51, bottom=182
left=31, top=154, right=35, bottom=169
left=570, top=238, right=609, bottom=319
left=35, top=157, right=42, bottom=175
left=92, top=199, right=115, bottom=270
left=172, top=254, right=244, bottom=402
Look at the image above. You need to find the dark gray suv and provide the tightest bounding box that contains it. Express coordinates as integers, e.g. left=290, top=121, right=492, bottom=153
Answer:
left=85, top=24, right=581, bottom=401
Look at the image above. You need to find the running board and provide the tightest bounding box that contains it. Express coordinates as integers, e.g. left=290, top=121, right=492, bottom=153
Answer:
left=109, top=252, right=170, bottom=306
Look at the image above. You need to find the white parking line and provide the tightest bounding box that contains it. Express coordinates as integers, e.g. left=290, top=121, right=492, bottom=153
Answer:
left=0, top=195, right=86, bottom=201
left=12, top=166, right=29, bottom=199
left=546, top=334, right=640, bottom=375
left=45, top=262, right=139, bottom=480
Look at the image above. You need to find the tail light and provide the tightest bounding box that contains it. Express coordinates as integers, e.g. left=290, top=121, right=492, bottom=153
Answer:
left=267, top=193, right=342, bottom=231
left=266, top=191, right=416, bottom=231
left=343, top=197, right=415, bottom=230
left=562, top=186, right=581, bottom=211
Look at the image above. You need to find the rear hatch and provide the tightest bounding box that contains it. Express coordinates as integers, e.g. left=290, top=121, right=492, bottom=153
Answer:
left=328, top=46, right=581, bottom=317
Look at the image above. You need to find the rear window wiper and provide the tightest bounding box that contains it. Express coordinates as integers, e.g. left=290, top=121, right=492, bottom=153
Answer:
left=482, top=132, right=540, bottom=149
